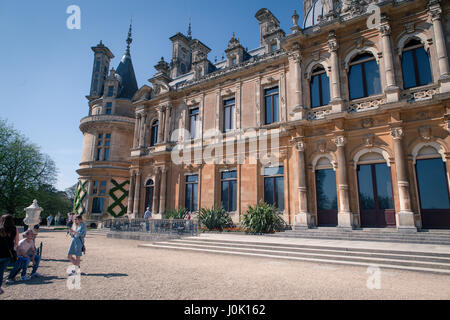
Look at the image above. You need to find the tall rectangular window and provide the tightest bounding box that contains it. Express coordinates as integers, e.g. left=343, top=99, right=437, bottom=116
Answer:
left=96, top=133, right=111, bottom=161
left=105, top=102, right=112, bottom=115
left=189, top=107, right=200, bottom=140
left=92, top=180, right=107, bottom=214
left=185, top=174, right=199, bottom=213
left=264, top=87, right=279, bottom=125
left=107, top=86, right=114, bottom=97
left=221, top=171, right=237, bottom=212
left=263, top=166, right=284, bottom=211
left=223, top=98, right=235, bottom=133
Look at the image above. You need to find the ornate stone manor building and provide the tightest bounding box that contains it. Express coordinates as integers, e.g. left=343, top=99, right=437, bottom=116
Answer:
left=75, top=0, right=450, bottom=231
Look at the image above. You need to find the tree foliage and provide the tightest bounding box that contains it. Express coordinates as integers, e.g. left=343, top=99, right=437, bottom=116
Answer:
left=0, top=119, right=59, bottom=217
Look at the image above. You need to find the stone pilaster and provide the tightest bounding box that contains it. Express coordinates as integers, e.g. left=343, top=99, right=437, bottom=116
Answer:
left=328, top=31, right=344, bottom=112
left=288, top=50, right=305, bottom=119
left=158, top=167, right=168, bottom=218
left=391, top=127, right=417, bottom=232
left=133, top=171, right=141, bottom=217
left=151, top=169, right=160, bottom=216
left=139, top=113, right=147, bottom=148
left=334, top=136, right=353, bottom=230
left=157, top=106, right=165, bottom=144
left=127, top=171, right=136, bottom=216
left=164, top=105, right=171, bottom=143
left=379, top=18, right=400, bottom=102
left=429, top=1, right=450, bottom=93
left=133, top=114, right=140, bottom=148
left=294, top=140, right=314, bottom=229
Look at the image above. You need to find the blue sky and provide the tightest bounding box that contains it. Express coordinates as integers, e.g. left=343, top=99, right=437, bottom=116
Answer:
left=0, top=0, right=303, bottom=191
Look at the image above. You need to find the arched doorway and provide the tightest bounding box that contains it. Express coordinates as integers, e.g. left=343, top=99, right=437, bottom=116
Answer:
left=314, top=157, right=338, bottom=227
left=414, top=146, right=450, bottom=229
left=145, top=179, right=154, bottom=212
left=356, top=152, right=395, bottom=228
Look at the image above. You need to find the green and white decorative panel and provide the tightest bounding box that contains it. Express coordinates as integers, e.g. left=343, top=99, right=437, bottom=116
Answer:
left=73, top=180, right=88, bottom=215
left=107, top=179, right=130, bottom=218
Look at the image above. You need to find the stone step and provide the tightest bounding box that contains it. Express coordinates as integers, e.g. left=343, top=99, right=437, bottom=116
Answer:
left=140, top=241, right=450, bottom=275
left=169, top=238, right=450, bottom=259
left=270, top=230, right=450, bottom=245
left=165, top=239, right=450, bottom=264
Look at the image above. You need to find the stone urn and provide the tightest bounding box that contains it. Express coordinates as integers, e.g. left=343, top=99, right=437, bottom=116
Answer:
left=23, top=200, right=43, bottom=230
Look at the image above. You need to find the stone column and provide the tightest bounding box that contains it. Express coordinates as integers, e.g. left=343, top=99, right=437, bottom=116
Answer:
left=158, top=167, right=168, bottom=218
left=157, top=107, right=164, bottom=144
left=391, top=127, right=417, bottom=232
left=133, top=115, right=140, bottom=148
left=139, top=113, right=147, bottom=148
left=328, top=31, right=344, bottom=112
left=133, top=171, right=141, bottom=217
left=294, top=140, right=314, bottom=229
left=379, top=18, right=400, bottom=102
left=334, top=136, right=353, bottom=230
left=288, top=51, right=305, bottom=119
left=429, top=0, right=450, bottom=82
left=152, top=169, right=160, bottom=215
left=164, top=106, right=171, bottom=143
left=127, top=171, right=136, bottom=215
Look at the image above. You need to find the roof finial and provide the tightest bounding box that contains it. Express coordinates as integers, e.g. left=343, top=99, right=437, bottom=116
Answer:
left=187, top=17, right=192, bottom=40
left=126, top=18, right=133, bottom=55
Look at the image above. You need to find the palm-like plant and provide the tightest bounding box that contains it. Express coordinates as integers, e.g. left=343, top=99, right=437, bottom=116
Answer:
left=165, top=207, right=187, bottom=220
left=240, top=202, right=286, bottom=234
left=198, top=206, right=233, bottom=231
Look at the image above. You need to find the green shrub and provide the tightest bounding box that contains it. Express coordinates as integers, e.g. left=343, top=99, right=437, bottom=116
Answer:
left=165, top=207, right=187, bottom=220
left=198, top=206, right=233, bottom=231
left=240, top=202, right=286, bottom=234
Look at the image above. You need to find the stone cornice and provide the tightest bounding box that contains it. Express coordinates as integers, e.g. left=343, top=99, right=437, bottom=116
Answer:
left=79, top=115, right=135, bottom=133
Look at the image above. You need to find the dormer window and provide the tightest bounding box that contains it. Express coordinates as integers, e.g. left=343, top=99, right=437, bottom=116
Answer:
left=232, top=57, right=237, bottom=66
left=271, top=43, right=278, bottom=52
left=107, top=86, right=114, bottom=97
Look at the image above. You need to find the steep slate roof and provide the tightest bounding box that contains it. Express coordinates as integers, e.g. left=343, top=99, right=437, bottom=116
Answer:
left=116, top=23, right=139, bottom=100
left=116, top=52, right=138, bottom=99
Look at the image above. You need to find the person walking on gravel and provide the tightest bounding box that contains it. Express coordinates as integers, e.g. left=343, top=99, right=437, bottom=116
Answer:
left=67, top=215, right=86, bottom=275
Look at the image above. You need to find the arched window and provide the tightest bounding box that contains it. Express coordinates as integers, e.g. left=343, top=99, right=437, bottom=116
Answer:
left=348, top=52, right=381, bottom=100
left=402, top=39, right=432, bottom=89
left=310, top=66, right=330, bottom=108
left=150, top=120, right=159, bottom=147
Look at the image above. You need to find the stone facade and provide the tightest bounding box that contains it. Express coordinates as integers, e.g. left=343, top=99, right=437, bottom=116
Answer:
left=77, top=0, right=450, bottom=231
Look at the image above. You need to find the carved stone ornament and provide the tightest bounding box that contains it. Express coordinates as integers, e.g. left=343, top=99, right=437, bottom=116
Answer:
left=361, top=118, right=374, bottom=129
left=391, top=127, right=404, bottom=140
left=296, top=140, right=306, bottom=152
left=317, top=140, right=327, bottom=153
left=379, top=23, right=391, bottom=36
left=363, top=133, right=375, bottom=148
left=419, top=126, right=432, bottom=142
left=333, top=136, right=346, bottom=147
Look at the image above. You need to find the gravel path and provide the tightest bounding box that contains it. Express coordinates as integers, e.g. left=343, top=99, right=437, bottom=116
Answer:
left=1, top=230, right=449, bottom=300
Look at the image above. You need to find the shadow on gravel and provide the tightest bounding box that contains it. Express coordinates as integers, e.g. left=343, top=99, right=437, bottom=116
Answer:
left=42, top=259, right=70, bottom=263
left=22, top=275, right=67, bottom=286
left=81, top=273, right=128, bottom=278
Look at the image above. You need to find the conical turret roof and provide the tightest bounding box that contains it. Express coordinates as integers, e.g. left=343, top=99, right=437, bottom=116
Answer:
left=116, top=23, right=138, bottom=99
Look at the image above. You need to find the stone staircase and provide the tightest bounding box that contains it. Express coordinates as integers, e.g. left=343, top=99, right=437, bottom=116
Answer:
left=139, top=237, right=450, bottom=275
left=268, top=228, right=450, bottom=245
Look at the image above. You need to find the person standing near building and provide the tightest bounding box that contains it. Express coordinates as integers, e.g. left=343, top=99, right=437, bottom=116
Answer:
left=67, top=215, right=86, bottom=275
left=144, top=207, right=152, bottom=232
left=66, top=213, right=74, bottom=234
left=46, top=215, right=53, bottom=227
left=0, top=215, right=19, bottom=294
left=55, top=212, right=61, bottom=226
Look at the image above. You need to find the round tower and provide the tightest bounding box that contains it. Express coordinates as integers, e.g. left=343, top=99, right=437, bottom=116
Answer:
left=75, top=24, right=138, bottom=223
